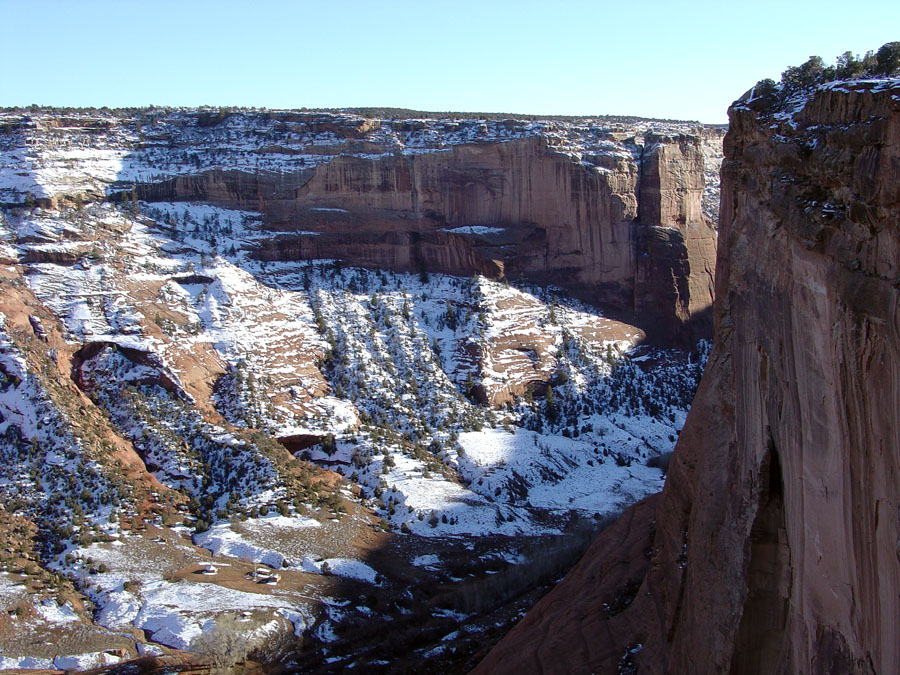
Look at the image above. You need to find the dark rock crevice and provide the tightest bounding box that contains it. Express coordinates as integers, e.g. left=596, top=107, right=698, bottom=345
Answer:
left=477, top=77, right=900, bottom=675
left=730, top=439, right=791, bottom=674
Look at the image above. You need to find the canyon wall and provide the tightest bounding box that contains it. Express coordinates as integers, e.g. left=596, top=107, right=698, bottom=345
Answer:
left=125, top=118, right=717, bottom=343
left=476, top=78, right=900, bottom=673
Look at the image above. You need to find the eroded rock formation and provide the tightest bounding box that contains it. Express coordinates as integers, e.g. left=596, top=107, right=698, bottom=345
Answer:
left=1, top=110, right=721, bottom=343
left=120, top=116, right=717, bottom=343
left=476, top=78, right=900, bottom=674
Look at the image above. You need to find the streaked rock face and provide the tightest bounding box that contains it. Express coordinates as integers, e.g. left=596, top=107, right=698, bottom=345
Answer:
left=49, top=112, right=719, bottom=344
left=476, top=78, right=900, bottom=674
left=0, top=108, right=721, bottom=664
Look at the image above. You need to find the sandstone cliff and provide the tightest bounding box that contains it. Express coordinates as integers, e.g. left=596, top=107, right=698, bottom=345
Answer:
left=133, top=125, right=716, bottom=343
left=476, top=78, right=900, bottom=674
left=0, top=110, right=718, bottom=343
left=0, top=113, right=713, bottom=665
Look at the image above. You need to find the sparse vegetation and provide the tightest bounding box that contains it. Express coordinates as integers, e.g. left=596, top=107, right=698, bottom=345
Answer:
left=0, top=104, right=714, bottom=670
left=747, top=42, right=900, bottom=112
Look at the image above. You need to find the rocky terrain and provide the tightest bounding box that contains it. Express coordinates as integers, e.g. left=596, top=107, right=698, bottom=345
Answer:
left=0, top=109, right=719, bottom=669
left=476, top=75, right=900, bottom=673
left=1, top=109, right=721, bottom=344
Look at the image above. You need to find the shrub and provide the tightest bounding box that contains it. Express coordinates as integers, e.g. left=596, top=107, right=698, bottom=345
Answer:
left=835, top=51, right=868, bottom=79
left=776, top=43, right=900, bottom=101
left=192, top=614, right=249, bottom=673
left=781, top=55, right=827, bottom=94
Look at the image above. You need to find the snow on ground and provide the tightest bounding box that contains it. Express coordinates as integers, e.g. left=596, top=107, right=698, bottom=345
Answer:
left=458, top=425, right=667, bottom=513
left=411, top=554, right=442, bottom=568
left=34, top=598, right=79, bottom=624
left=0, top=574, right=28, bottom=611
left=78, top=345, right=289, bottom=510
left=440, top=225, right=507, bottom=236
left=194, top=515, right=381, bottom=585
left=0, top=108, right=718, bottom=665
left=0, top=652, right=118, bottom=671
left=10, top=203, right=359, bottom=437
left=3, top=199, right=701, bottom=547
left=133, top=578, right=309, bottom=650
left=248, top=264, right=698, bottom=536
left=304, top=557, right=379, bottom=584
left=376, top=452, right=544, bottom=536
left=0, top=108, right=713, bottom=210
left=0, top=589, right=129, bottom=669
left=53, top=652, right=122, bottom=671
left=0, top=314, right=132, bottom=547
left=63, top=533, right=317, bottom=650
left=314, top=620, right=338, bottom=643
left=195, top=514, right=321, bottom=569
left=0, top=656, right=53, bottom=670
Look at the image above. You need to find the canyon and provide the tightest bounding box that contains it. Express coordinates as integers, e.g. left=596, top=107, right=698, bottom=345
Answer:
left=3, top=110, right=721, bottom=344
left=0, top=109, right=719, bottom=668
left=5, top=71, right=895, bottom=673
left=476, top=77, right=900, bottom=674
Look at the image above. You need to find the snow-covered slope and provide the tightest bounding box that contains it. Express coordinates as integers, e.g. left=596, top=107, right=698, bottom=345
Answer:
left=0, top=109, right=711, bottom=669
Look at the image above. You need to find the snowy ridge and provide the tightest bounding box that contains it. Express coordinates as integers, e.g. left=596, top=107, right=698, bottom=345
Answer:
left=0, top=316, right=140, bottom=557
left=1, top=198, right=707, bottom=541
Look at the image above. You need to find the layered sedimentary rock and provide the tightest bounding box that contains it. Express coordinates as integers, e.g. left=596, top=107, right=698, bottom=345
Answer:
left=23, top=112, right=717, bottom=343
left=1, top=111, right=719, bottom=342
left=476, top=78, right=900, bottom=673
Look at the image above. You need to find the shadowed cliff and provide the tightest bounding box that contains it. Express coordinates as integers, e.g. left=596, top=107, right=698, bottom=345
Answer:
left=475, top=76, right=900, bottom=674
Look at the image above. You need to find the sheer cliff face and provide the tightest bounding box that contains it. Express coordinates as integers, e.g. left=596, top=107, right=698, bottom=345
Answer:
left=2, top=111, right=718, bottom=342
left=127, top=119, right=717, bottom=342
left=704, top=79, right=900, bottom=673
left=476, top=79, right=900, bottom=674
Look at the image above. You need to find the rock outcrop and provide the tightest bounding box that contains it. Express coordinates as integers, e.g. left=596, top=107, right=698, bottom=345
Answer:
left=476, top=78, right=900, bottom=673
left=1, top=110, right=720, bottom=343
left=98, top=114, right=717, bottom=343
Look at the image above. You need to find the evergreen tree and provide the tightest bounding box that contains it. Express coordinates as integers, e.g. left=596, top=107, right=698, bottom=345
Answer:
left=875, top=42, right=900, bottom=75
left=781, top=55, right=826, bottom=94
left=444, top=300, right=458, bottom=331
left=545, top=385, right=558, bottom=423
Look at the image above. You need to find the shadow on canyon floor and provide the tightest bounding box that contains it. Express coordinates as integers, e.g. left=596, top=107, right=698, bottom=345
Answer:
left=267, top=512, right=622, bottom=673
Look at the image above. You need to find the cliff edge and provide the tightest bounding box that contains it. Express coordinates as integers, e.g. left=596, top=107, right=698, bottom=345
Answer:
left=475, top=77, right=900, bottom=674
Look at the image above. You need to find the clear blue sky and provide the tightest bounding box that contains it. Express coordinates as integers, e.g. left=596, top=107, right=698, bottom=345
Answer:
left=2, top=0, right=898, bottom=123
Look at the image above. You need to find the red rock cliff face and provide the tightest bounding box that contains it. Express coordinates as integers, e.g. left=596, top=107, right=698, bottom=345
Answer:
left=137, top=130, right=716, bottom=343
left=475, top=79, right=900, bottom=673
